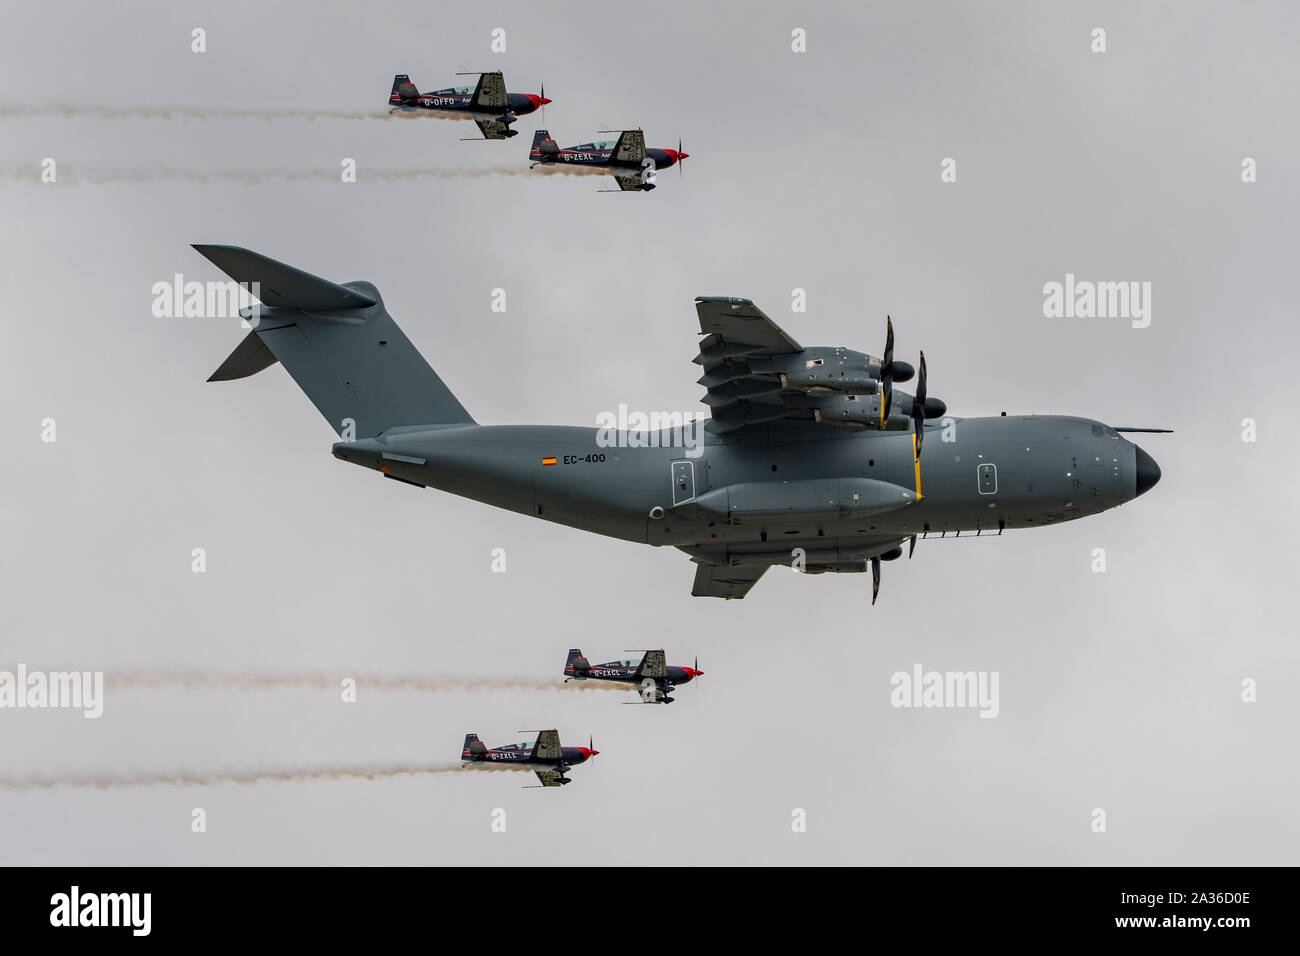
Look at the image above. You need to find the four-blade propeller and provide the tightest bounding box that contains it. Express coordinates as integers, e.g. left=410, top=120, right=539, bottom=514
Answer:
left=878, top=316, right=915, bottom=427
left=873, top=317, right=943, bottom=604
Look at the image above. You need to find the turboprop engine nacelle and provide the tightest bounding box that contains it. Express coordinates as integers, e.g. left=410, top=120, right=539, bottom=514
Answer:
left=749, top=347, right=880, bottom=394
left=804, top=392, right=911, bottom=429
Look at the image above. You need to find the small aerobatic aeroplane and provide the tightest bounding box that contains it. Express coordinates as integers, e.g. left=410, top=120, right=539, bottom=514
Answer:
left=387, top=72, right=550, bottom=139
left=564, top=649, right=702, bottom=704
left=529, top=128, right=688, bottom=191
left=461, top=730, right=597, bottom=787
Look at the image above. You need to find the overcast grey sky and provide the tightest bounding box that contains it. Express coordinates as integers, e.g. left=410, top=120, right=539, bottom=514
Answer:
left=1, top=0, right=1298, bottom=865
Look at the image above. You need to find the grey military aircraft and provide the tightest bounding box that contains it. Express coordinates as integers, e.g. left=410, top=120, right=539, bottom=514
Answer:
left=197, top=245, right=1165, bottom=601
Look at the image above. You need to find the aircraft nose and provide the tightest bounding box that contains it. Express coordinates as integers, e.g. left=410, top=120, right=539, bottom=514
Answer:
left=1134, top=445, right=1161, bottom=497
left=579, top=747, right=598, bottom=759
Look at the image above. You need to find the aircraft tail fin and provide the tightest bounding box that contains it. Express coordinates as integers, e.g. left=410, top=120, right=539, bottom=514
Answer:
left=197, top=245, right=474, bottom=439
left=565, top=649, right=590, bottom=679
left=530, top=129, right=558, bottom=158
left=462, top=733, right=487, bottom=758
left=390, top=74, right=418, bottom=106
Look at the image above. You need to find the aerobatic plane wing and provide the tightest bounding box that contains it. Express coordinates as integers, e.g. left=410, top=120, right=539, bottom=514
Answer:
left=634, top=649, right=668, bottom=680
left=611, top=172, right=647, bottom=191
left=611, top=128, right=646, bottom=164
left=471, top=71, right=509, bottom=110
left=473, top=116, right=512, bottom=140
left=531, top=729, right=562, bottom=762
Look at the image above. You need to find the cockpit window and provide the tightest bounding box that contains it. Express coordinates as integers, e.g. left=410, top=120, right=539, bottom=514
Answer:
left=1091, top=424, right=1120, bottom=439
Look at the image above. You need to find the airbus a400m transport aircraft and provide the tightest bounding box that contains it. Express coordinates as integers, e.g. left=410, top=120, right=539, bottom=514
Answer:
left=197, top=245, right=1164, bottom=601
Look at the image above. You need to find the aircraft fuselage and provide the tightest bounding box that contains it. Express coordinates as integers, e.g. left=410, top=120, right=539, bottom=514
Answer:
left=533, top=148, right=681, bottom=171
left=392, top=91, right=543, bottom=117
left=462, top=747, right=594, bottom=769
left=333, top=414, right=1158, bottom=564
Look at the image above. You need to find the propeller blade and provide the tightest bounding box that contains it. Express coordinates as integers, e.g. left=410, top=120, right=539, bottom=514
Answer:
left=911, top=351, right=927, bottom=461
left=679, top=137, right=684, bottom=177
left=871, top=556, right=881, bottom=605
left=880, top=317, right=895, bottom=427
left=908, top=535, right=916, bottom=559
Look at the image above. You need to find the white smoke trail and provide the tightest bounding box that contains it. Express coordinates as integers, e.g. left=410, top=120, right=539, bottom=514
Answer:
left=0, top=163, right=624, bottom=186
left=530, top=163, right=612, bottom=178
left=0, top=103, right=462, bottom=122
left=460, top=763, right=538, bottom=775
left=0, top=762, right=466, bottom=791
left=0, top=164, right=529, bottom=185
left=106, top=671, right=629, bottom=693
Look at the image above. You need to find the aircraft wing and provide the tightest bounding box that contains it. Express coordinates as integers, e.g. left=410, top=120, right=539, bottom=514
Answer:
left=686, top=534, right=907, bottom=599
left=635, top=649, right=668, bottom=680
left=611, top=129, right=646, bottom=164
left=695, top=298, right=915, bottom=436
left=473, top=117, right=512, bottom=140
left=531, top=729, right=562, bottom=762
left=696, top=296, right=802, bottom=353
left=610, top=172, right=646, bottom=191
left=693, top=297, right=810, bottom=434
left=471, top=71, right=508, bottom=110
left=533, top=769, right=565, bottom=787
left=691, top=563, right=770, bottom=599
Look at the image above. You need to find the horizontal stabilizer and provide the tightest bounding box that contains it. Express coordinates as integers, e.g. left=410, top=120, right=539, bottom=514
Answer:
left=196, top=244, right=474, bottom=437
left=192, top=244, right=377, bottom=311
left=208, top=330, right=278, bottom=382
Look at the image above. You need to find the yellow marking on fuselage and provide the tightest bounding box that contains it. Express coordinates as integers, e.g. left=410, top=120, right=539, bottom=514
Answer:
left=913, top=432, right=923, bottom=500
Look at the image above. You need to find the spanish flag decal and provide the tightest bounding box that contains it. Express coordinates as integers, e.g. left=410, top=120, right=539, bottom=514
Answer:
left=542, top=457, right=557, bottom=466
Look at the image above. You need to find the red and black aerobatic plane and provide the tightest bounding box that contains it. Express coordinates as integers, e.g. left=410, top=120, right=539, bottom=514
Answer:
left=387, top=71, right=550, bottom=139
left=564, top=649, right=702, bottom=704
left=461, top=730, right=597, bottom=787
left=529, top=128, right=688, bottom=191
